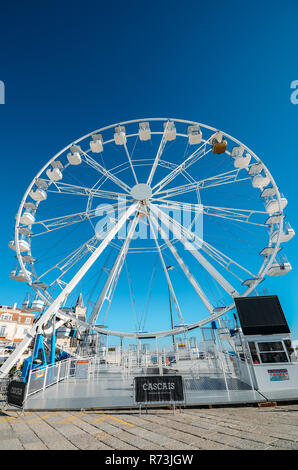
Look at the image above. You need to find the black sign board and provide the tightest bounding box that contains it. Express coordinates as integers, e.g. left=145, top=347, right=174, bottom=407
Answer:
left=135, top=375, right=184, bottom=404
left=7, top=381, right=27, bottom=408
left=234, top=295, right=290, bottom=336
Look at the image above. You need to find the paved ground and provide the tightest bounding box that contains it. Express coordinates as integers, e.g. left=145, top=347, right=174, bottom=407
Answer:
left=0, top=403, right=298, bottom=450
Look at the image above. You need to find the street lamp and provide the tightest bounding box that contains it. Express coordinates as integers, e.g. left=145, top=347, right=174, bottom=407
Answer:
left=166, top=265, right=175, bottom=349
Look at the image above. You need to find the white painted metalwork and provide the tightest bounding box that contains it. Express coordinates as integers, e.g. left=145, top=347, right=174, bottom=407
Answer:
left=88, top=209, right=141, bottom=325
left=150, top=204, right=239, bottom=298
left=1, top=117, right=294, bottom=378
left=149, top=211, right=214, bottom=314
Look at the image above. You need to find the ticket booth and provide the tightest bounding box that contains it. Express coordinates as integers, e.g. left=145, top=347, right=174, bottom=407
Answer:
left=234, top=295, right=298, bottom=401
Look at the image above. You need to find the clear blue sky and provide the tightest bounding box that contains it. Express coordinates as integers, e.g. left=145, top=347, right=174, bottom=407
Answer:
left=0, top=0, right=297, bottom=340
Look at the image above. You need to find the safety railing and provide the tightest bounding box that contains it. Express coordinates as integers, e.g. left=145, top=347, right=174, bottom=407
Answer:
left=0, top=377, right=10, bottom=404
left=24, top=342, right=258, bottom=406
left=26, top=357, right=72, bottom=398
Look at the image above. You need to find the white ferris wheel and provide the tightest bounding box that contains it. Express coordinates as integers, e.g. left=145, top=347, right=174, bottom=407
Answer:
left=4, top=117, right=295, bottom=372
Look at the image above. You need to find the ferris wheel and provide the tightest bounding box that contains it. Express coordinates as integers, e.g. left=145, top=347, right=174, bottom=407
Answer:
left=3, top=117, right=295, bottom=373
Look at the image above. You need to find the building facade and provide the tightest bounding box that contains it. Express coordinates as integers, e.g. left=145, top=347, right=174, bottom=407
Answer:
left=56, top=294, right=87, bottom=353
left=0, top=304, right=35, bottom=367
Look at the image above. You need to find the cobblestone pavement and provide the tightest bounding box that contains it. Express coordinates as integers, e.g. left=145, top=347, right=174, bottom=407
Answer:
left=0, top=404, right=298, bottom=450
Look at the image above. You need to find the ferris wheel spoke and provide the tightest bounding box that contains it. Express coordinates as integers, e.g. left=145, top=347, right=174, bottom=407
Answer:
left=190, top=233, right=256, bottom=280
left=152, top=199, right=203, bottom=214
left=38, top=234, right=100, bottom=281
left=147, top=121, right=170, bottom=186
left=123, top=143, right=139, bottom=184
left=152, top=199, right=267, bottom=227
left=158, top=159, right=201, bottom=202
left=39, top=200, right=138, bottom=284
left=201, top=208, right=267, bottom=227
left=36, top=201, right=135, bottom=282
left=152, top=203, right=257, bottom=280
left=152, top=168, right=252, bottom=199
left=88, top=210, right=140, bottom=325
left=147, top=212, right=185, bottom=326
left=150, top=203, right=239, bottom=298
left=44, top=200, right=138, bottom=302
left=81, top=150, right=132, bottom=193
left=47, top=180, right=130, bottom=201
left=149, top=211, right=214, bottom=314
left=152, top=141, right=211, bottom=194
left=30, top=203, right=120, bottom=237
left=159, top=159, right=201, bottom=185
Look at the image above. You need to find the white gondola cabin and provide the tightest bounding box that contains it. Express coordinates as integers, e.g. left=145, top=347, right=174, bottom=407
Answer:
left=31, top=298, right=45, bottom=312
left=252, top=174, right=270, bottom=189
left=30, top=187, right=47, bottom=202
left=138, top=122, right=151, bottom=141
left=271, top=224, right=295, bottom=243
left=248, top=162, right=263, bottom=175
left=67, top=151, right=82, bottom=165
left=265, top=214, right=284, bottom=226
left=20, top=202, right=36, bottom=226
left=67, top=145, right=82, bottom=165
left=90, top=134, right=104, bottom=153
left=10, top=267, right=32, bottom=282
left=9, top=239, right=30, bottom=253
left=46, top=166, right=63, bottom=181
left=233, top=153, right=251, bottom=169
left=114, top=126, right=126, bottom=145
left=261, top=186, right=277, bottom=198
left=20, top=211, right=35, bottom=226
left=210, top=132, right=227, bottom=154
left=163, top=121, right=176, bottom=141
left=265, top=197, right=288, bottom=215
left=30, top=179, right=48, bottom=202
left=231, top=145, right=244, bottom=158
left=267, top=261, right=292, bottom=277
left=187, top=125, right=202, bottom=145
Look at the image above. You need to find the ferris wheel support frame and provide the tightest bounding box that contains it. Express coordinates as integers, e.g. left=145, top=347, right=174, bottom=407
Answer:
left=88, top=210, right=141, bottom=326
left=0, top=202, right=138, bottom=377
left=2, top=118, right=288, bottom=378
left=149, top=203, right=239, bottom=298
left=149, top=210, right=214, bottom=314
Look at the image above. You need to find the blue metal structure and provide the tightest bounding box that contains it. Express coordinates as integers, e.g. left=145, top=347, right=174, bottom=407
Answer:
left=21, top=333, right=47, bottom=383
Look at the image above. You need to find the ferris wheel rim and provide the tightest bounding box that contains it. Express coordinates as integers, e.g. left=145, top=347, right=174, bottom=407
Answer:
left=13, top=117, right=285, bottom=337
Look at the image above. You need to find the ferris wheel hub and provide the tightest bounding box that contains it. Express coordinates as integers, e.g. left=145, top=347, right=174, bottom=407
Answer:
left=130, top=183, right=152, bottom=201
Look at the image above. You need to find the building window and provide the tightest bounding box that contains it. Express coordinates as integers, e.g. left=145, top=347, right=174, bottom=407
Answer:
left=0, top=326, right=6, bottom=337
left=1, top=314, right=12, bottom=321
left=284, top=339, right=294, bottom=359
left=25, top=318, right=31, bottom=324
left=257, top=341, right=288, bottom=364
left=248, top=342, right=260, bottom=364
